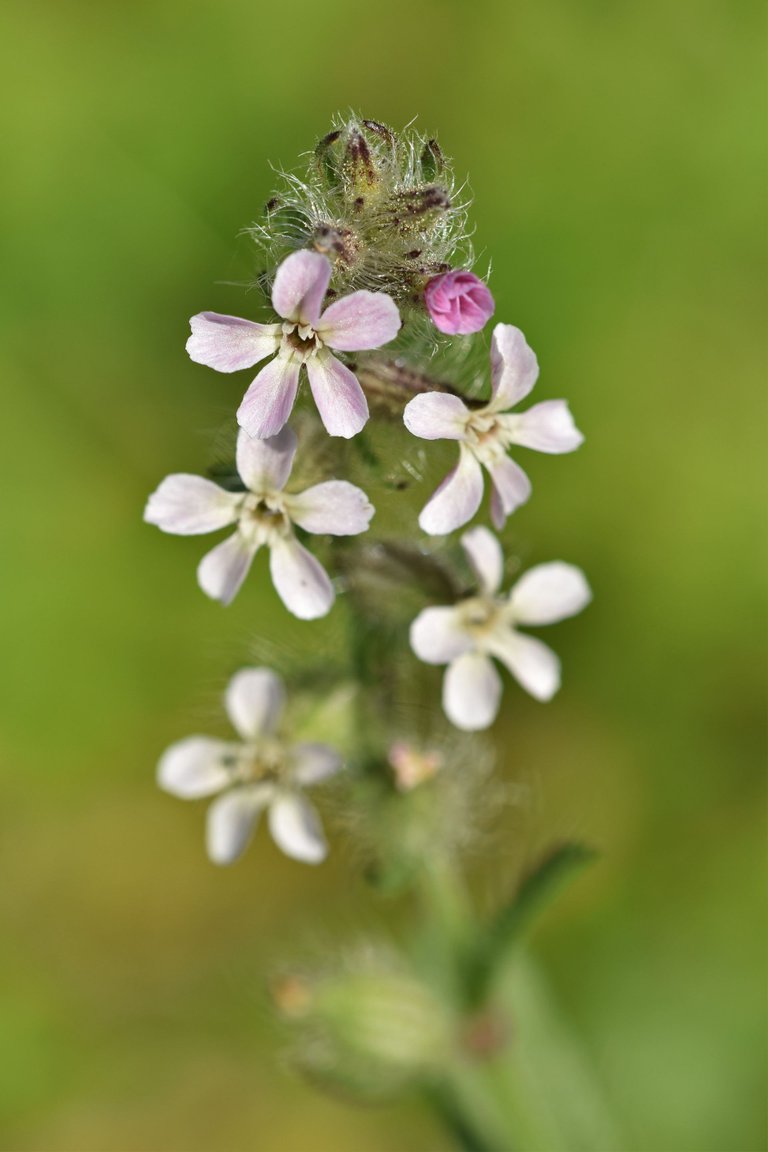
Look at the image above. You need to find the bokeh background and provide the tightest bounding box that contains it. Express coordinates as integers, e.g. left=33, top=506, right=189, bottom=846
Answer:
left=1, top=1, right=765, bottom=1149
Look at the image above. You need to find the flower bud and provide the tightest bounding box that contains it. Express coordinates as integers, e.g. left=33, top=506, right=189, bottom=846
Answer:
left=425, top=269, right=495, bottom=334
left=276, top=956, right=455, bottom=1100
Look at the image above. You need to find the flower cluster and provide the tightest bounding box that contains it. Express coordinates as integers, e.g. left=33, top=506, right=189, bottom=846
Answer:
left=147, top=116, right=591, bottom=869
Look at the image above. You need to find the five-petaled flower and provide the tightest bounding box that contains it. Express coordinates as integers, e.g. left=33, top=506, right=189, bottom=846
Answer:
left=187, top=250, right=401, bottom=440
left=158, top=667, right=342, bottom=865
left=144, top=426, right=374, bottom=618
left=410, top=527, right=591, bottom=731
left=403, top=324, right=583, bottom=535
left=425, top=270, right=495, bottom=335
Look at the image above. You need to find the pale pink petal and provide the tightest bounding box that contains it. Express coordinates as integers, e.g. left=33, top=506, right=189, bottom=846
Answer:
left=443, top=652, right=502, bottom=731
left=157, top=736, right=234, bottom=798
left=486, top=630, right=561, bottom=701
left=225, top=667, right=285, bottom=740
left=409, top=606, right=472, bottom=665
left=317, top=290, right=401, bottom=351
left=418, top=445, right=484, bottom=536
left=489, top=324, right=539, bottom=411
left=487, top=455, right=531, bottom=529
left=271, top=250, right=331, bottom=326
left=236, top=353, right=301, bottom=440
left=290, top=743, right=343, bottom=786
left=508, top=563, right=592, bottom=626
left=206, top=785, right=273, bottom=865
left=268, top=537, right=334, bottom=619
left=144, top=475, right=240, bottom=535
left=285, top=481, right=374, bottom=536
left=425, top=271, right=495, bottom=336
left=197, top=531, right=257, bottom=605
left=403, top=392, right=471, bottom=441
left=506, top=400, right=584, bottom=453
left=186, top=312, right=281, bottom=372
left=235, top=425, right=297, bottom=494
left=306, top=352, right=369, bottom=438
left=268, top=793, right=328, bottom=863
left=461, top=526, right=504, bottom=595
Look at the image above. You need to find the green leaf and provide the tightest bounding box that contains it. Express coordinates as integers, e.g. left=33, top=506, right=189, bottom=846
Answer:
left=469, top=842, right=597, bottom=1002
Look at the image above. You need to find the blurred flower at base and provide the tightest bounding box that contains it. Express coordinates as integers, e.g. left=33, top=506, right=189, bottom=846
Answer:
left=272, top=951, right=455, bottom=1101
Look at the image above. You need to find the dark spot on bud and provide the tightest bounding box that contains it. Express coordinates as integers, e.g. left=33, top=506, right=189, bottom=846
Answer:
left=265, top=197, right=280, bottom=213
left=354, top=196, right=365, bottom=211
left=316, top=129, right=341, bottom=151
left=362, top=119, right=395, bottom=146
left=345, top=130, right=375, bottom=185
left=405, top=249, right=422, bottom=259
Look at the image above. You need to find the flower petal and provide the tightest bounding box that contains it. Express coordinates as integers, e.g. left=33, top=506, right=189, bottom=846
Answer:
left=235, top=425, right=297, bottom=494
left=269, top=537, right=334, bottom=619
left=206, top=786, right=272, bottom=865
left=403, top=392, right=470, bottom=441
left=443, top=652, right=502, bottom=731
left=157, top=736, right=234, bottom=798
left=410, top=606, right=472, bottom=665
left=489, top=324, right=539, bottom=410
left=486, top=630, right=561, bottom=701
left=290, top=743, right=343, bottom=786
left=197, top=531, right=257, bottom=605
left=268, top=793, right=328, bottom=863
left=186, top=312, right=281, bottom=372
left=144, top=475, right=240, bottom=535
left=305, top=352, right=369, bottom=438
left=236, top=354, right=301, bottom=440
left=285, top=480, right=374, bottom=536
left=418, top=445, right=484, bottom=536
left=508, top=563, right=592, bottom=626
left=317, top=290, right=401, bottom=351
left=271, top=250, right=331, bottom=326
left=505, top=400, right=584, bottom=453
left=487, top=455, right=531, bottom=529
left=461, top=526, right=504, bottom=595
left=225, top=667, right=285, bottom=740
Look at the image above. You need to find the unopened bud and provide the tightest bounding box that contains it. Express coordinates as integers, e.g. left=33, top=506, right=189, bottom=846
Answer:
left=284, top=959, right=455, bottom=1099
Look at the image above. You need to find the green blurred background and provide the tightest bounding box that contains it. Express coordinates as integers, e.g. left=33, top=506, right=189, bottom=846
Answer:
left=1, top=0, right=765, bottom=1148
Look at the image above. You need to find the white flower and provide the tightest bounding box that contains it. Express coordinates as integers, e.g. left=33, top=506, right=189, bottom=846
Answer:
left=403, top=324, right=584, bottom=535
left=409, top=527, right=591, bottom=731
left=186, top=249, right=401, bottom=440
left=158, top=668, right=342, bottom=865
left=144, top=425, right=374, bottom=618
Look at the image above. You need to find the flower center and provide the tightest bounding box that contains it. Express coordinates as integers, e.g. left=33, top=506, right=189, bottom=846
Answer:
left=458, top=595, right=503, bottom=641
left=239, top=493, right=291, bottom=545
left=465, top=412, right=510, bottom=464
left=231, top=738, right=287, bottom=784
left=282, top=321, right=323, bottom=362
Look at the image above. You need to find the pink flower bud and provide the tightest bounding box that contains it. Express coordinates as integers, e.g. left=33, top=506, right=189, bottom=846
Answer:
left=424, top=270, right=495, bottom=335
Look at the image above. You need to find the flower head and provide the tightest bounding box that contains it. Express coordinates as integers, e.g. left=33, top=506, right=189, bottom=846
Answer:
left=425, top=270, right=494, bottom=335
left=144, top=426, right=374, bottom=618
left=187, top=250, right=401, bottom=440
left=158, top=668, right=342, bottom=864
left=403, top=324, right=583, bottom=535
left=410, top=527, right=591, bottom=730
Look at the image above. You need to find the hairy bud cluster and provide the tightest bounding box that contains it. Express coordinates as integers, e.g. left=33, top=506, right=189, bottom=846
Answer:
left=250, top=116, right=472, bottom=313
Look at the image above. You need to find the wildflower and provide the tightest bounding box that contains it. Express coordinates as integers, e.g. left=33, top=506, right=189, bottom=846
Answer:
left=187, top=250, right=401, bottom=439
left=144, top=426, right=374, bottom=618
left=388, top=742, right=442, bottom=792
left=409, top=527, right=591, bottom=730
left=424, top=270, right=494, bottom=335
left=158, top=667, right=342, bottom=864
left=403, top=324, right=583, bottom=535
